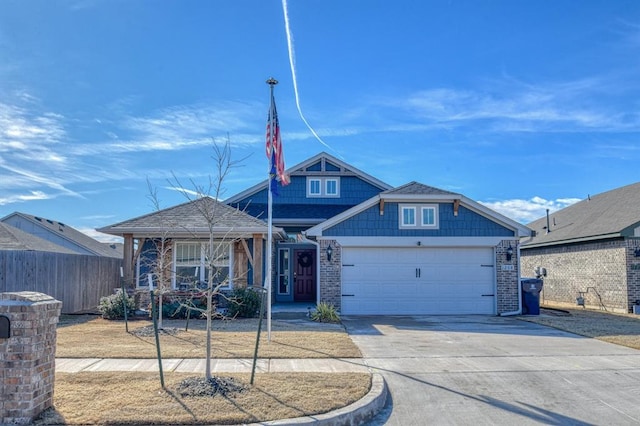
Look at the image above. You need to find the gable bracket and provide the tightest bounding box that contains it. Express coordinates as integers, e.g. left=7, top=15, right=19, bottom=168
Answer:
left=454, top=199, right=460, bottom=217
left=241, top=239, right=254, bottom=267
left=379, top=199, right=385, bottom=216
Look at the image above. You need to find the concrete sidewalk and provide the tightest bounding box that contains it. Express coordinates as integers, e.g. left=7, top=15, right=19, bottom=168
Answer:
left=56, top=357, right=371, bottom=374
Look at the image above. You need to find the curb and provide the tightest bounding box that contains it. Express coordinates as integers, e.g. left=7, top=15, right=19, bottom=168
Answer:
left=249, top=373, right=387, bottom=426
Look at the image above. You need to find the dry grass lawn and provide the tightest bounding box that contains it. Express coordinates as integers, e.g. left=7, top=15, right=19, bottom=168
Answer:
left=46, top=315, right=368, bottom=425
left=36, top=372, right=371, bottom=425
left=56, top=315, right=362, bottom=359
left=519, top=304, right=640, bottom=350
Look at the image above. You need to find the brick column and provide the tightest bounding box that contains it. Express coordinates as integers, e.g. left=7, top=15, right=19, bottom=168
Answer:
left=0, top=292, right=62, bottom=425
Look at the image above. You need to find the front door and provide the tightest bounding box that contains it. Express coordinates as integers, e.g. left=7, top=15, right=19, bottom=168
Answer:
left=293, top=249, right=316, bottom=302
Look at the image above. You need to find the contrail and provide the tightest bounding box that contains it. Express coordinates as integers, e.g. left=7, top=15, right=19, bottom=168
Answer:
left=281, top=0, right=343, bottom=158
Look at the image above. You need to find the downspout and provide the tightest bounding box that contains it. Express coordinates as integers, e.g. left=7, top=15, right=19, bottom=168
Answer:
left=300, top=231, right=320, bottom=306
left=499, top=241, right=522, bottom=316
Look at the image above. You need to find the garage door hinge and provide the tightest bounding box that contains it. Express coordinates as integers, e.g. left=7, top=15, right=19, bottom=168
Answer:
left=481, top=264, right=494, bottom=267
left=342, top=294, right=355, bottom=297
left=342, top=264, right=355, bottom=267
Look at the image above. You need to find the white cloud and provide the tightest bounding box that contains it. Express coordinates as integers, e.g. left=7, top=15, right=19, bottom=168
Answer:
left=480, top=196, right=581, bottom=224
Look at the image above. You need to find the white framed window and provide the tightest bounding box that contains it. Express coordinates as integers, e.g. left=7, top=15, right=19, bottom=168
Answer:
left=421, top=206, right=437, bottom=227
left=399, top=204, right=439, bottom=229
left=309, top=179, right=321, bottom=196
left=277, top=248, right=290, bottom=295
left=307, top=177, right=340, bottom=197
left=326, top=179, right=339, bottom=196
left=174, top=241, right=232, bottom=288
left=401, top=206, right=416, bottom=227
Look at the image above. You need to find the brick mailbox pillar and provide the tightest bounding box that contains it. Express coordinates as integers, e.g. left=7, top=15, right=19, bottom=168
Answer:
left=0, top=292, right=62, bottom=425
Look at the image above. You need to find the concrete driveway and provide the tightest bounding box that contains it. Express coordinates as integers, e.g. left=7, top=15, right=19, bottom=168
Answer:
left=342, top=315, right=640, bottom=425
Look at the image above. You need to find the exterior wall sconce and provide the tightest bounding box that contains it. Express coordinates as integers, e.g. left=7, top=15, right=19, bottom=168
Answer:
left=634, top=248, right=640, bottom=257
left=506, top=244, right=514, bottom=261
left=326, top=244, right=333, bottom=262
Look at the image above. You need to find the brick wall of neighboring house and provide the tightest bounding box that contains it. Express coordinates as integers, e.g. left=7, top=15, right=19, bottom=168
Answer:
left=625, top=239, right=640, bottom=310
left=495, top=240, right=520, bottom=314
left=0, top=292, right=62, bottom=425
left=319, top=239, right=341, bottom=311
left=521, top=239, right=630, bottom=313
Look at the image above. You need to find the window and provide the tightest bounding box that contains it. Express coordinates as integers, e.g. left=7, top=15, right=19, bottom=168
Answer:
left=326, top=179, right=338, bottom=196
left=174, top=241, right=231, bottom=288
left=307, top=177, right=340, bottom=197
left=421, top=207, right=436, bottom=227
left=309, top=179, right=321, bottom=196
left=399, top=204, right=439, bottom=229
left=401, top=207, right=416, bottom=226
left=278, top=249, right=290, bottom=294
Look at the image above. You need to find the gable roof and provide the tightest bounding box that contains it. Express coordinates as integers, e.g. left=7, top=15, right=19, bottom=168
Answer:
left=0, top=222, right=79, bottom=254
left=98, top=196, right=286, bottom=239
left=1, top=212, right=121, bottom=257
left=306, top=181, right=531, bottom=237
left=224, top=151, right=392, bottom=204
left=522, top=181, right=640, bottom=248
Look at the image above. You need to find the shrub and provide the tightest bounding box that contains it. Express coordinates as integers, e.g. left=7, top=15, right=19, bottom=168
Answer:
left=98, top=289, right=136, bottom=320
left=227, top=287, right=262, bottom=318
left=310, top=302, right=340, bottom=323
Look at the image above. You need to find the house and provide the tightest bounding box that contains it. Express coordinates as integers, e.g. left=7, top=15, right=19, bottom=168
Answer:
left=99, top=152, right=531, bottom=315
left=1, top=212, right=122, bottom=258
left=228, top=152, right=530, bottom=315
left=0, top=222, right=78, bottom=254
left=97, top=197, right=287, bottom=290
left=520, top=182, right=640, bottom=314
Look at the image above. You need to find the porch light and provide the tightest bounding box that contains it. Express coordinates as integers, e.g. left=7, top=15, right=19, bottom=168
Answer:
left=506, top=244, right=514, bottom=261
left=635, top=248, right=640, bottom=257
left=326, top=244, right=333, bottom=262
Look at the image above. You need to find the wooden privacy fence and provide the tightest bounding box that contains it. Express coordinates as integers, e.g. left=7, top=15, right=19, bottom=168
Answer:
left=0, top=251, right=122, bottom=314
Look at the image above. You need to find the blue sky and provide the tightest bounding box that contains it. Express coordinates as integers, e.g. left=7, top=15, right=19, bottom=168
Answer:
left=2, top=0, right=640, bottom=242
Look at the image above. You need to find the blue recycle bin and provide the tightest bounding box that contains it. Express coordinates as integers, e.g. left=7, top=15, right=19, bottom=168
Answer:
left=521, top=278, right=543, bottom=315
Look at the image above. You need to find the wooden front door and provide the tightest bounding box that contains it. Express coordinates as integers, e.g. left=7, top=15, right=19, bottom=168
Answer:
left=293, top=249, right=316, bottom=302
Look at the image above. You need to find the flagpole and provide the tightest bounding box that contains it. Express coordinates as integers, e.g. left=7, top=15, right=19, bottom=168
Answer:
left=265, top=77, right=278, bottom=342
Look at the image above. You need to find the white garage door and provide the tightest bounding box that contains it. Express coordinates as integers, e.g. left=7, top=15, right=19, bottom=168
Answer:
left=341, top=247, right=495, bottom=315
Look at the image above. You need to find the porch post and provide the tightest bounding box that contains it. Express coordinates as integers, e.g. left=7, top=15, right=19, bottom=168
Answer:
left=253, top=234, right=263, bottom=288
left=123, top=233, right=134, bottom=285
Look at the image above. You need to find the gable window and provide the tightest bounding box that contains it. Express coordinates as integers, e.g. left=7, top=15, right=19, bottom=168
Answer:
left=326, top=179, right=338, bottom=196
left=399, top=204, right=439, bottom=229
left=421, top=207, right=436, bottom=227
left=309, top=179, right=321, bottom=196
left=401, top=207, right=416, bottom=226
left=307, top=177, right=340, bottom=197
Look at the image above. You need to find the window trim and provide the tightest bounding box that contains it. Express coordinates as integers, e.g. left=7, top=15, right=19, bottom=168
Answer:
left=399, top=204, right=439, bottom=230
left=306, top=176, right=340, bottom=198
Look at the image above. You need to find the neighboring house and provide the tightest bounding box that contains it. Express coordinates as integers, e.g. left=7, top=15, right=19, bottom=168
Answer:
left=521, top=182, right=640, bottom=314
left=0, top=222, right=78, bottom=254
left=97, top=197, right=287, bottom=290
left=1, top=212, right=122, bottom=258
left=227, top=152, right=531, bottom=315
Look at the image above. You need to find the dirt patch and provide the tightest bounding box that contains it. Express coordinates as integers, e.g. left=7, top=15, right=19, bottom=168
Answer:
left=519, top=304, right=640, bottom=350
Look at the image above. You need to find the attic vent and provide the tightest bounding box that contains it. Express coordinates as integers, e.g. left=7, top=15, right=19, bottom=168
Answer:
left=59, top=222, right=65, bottom=227
left=110, top=244, right=116, bottom=249
left=46, top=219, right=54, bottom=225
left=34, top=217, right=42, bottom=221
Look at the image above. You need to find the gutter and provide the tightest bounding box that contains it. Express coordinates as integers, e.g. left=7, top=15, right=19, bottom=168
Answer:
left=499, top=242, right=522, bottom=317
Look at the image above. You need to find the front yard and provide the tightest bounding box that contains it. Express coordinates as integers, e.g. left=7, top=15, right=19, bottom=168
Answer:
left=37, top=315, right=369, bottom=425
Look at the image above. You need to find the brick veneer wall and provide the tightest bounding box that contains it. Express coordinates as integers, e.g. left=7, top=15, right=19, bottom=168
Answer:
left=319, top=239, right=341, bottom=311
left=521, top=239, right=633, bottom=313
left=0, top=292, right=62, bottom=424
left=496, top=240, right=520, bottom=314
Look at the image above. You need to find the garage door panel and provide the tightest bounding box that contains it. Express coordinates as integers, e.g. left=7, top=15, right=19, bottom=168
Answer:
left=341, top=247, right=495, bottom=315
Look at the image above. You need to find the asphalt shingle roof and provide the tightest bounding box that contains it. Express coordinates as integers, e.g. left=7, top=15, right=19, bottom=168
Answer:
left=383, top=181, right=460, bottom=196
left=0, top=222, right=78, bottom=254
left=1, top=212, right=121, bottom=257
left=522, top=181, right=640, bottom=248
left=98, top=197, right=279, bottom=237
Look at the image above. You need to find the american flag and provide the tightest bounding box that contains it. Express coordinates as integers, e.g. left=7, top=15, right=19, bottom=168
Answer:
left=266, top=92, right=289, bottom=190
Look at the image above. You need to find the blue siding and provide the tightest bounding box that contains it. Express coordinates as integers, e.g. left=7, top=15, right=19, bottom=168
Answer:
left=323, top=203, right=515, bottom=237
left=234, top=176, right=381, bottom=206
